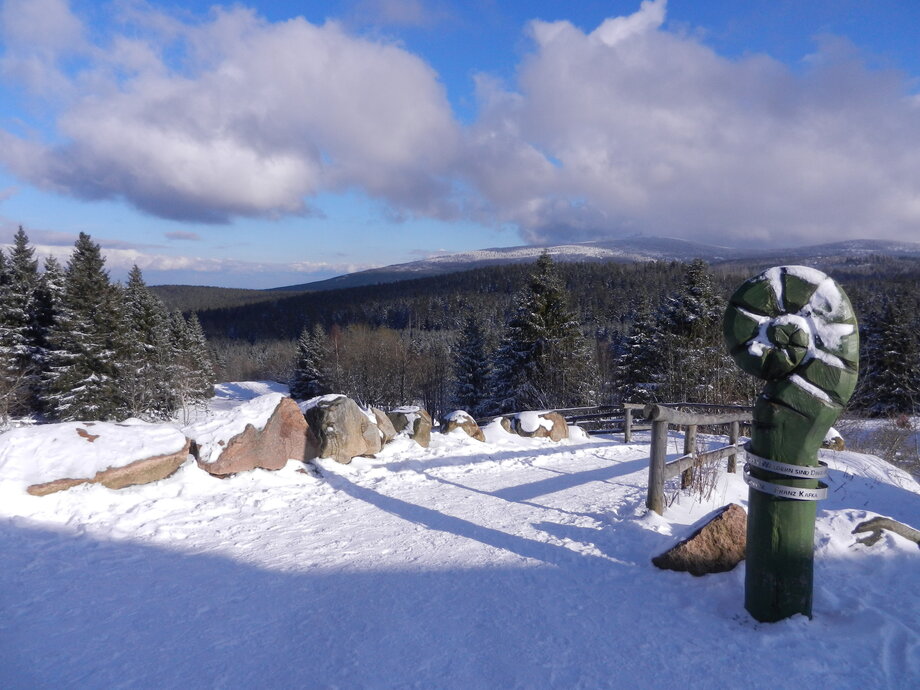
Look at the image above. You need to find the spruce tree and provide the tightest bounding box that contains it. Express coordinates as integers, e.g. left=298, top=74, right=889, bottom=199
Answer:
left=487, top=252, right=597, bottom=413
left=32, top=256, right=65, bottom=414
left=658, top=259, right=726, bottom=403
left=185, top=312, right=215, bottom=402
left=0, top=250, right=20, bottom=422
left=0, top=229, right=41, bottom=415
left=42, top=233, right=123, bottom=421
left=290, top=323, right=329, bottom=400
left=452, top=315, right=492, bottom=416
left=857, top=299, right=920, bottom=415
left=166, top=310, right=215, bottom=414
left=616, top=298, right=665, bottom=404
left=119, top=265, right=173, bottom=419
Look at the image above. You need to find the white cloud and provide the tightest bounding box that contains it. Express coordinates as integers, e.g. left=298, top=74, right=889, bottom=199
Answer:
left=0, top=0, right=86, bottom=96
left=463, top=0, right=920, bottom=246
left=0, top=3, right=460, bottom=222
left=3, top=0, right=920, bottom=248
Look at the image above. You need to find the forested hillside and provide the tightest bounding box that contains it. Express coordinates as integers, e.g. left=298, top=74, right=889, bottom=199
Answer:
left=191, top=254, right=920, bottom=421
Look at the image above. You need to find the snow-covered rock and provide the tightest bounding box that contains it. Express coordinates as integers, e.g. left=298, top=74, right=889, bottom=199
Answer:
left=188, top=395, right=314, bottom=477
left=0, top=420, right=190, bottom=495
left=388, top=406, right=433, bottom=447
left=303, top=395, right=382, bottom=463
left=823, top=426, right=845, bottom=451
left=503, top=411, right=569, bottom=442
left=370, top=406, right=397, bottom=444
left=439, top=410, right=485, bottom=442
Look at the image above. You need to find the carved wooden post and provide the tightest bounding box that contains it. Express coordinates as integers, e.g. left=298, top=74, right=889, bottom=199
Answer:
left=727, top=420, right=740, bottom=473
left=681, top=424, right=697, bottom=488
left=724, top=266, right=858, bottom=622
left=646, top=418, right=668, bottom=515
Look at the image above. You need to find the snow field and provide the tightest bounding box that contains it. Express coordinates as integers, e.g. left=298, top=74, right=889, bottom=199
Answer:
left=1, top=383, right=919, bottom=688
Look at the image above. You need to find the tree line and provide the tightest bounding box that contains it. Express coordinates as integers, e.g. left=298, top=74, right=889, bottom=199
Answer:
left=283, top=252, right=919, bottom=419
left=287, top=254, right=757, bottom=418
left=5, top=224, right=914, bottom=423
left=0, top=229, right=215, bottom=425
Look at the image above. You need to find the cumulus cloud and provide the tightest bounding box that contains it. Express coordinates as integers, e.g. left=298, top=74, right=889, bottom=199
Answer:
left=0, top=0, right=86, bottom=95
left=0, top=2, right=460, bottom=223
left=463, top=0, right=920, bottom=246
left=3, top=0, right=920, bottom=247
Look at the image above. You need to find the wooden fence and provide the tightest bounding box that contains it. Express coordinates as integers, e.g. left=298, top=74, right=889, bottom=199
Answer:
left=476, top=402, right=753, bottom=515
left=559, top=402, right=650, bottom=440
left=476, top=403, right=651, bottom=441
left=643, top=403, right=752, bottom=515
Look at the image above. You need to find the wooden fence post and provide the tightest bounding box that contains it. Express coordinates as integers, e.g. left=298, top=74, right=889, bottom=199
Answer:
left=727, top=420, right=740, bottom=473
left=681, top=424, right=697, bottom=488
left=646, top=419, right=668, bottom=515
left=624, top=406, right=633, bottom=443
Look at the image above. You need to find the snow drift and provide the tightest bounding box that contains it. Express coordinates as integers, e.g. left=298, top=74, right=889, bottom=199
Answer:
left=1, top=382, right=918, bottom=688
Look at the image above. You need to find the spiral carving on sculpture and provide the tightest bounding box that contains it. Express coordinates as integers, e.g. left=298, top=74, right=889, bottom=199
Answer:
left=723, top=266, right=859, bottom=465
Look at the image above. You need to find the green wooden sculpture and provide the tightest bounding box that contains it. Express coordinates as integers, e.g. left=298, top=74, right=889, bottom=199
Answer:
left=724, top=266, right=858, bottom=622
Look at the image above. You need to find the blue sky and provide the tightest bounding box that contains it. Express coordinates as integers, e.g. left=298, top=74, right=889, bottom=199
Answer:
left=2, top=0, right=920, bottom=288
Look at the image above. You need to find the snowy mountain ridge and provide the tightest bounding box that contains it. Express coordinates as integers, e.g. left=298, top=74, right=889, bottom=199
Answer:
left=277, top=236, right=920, bottom=292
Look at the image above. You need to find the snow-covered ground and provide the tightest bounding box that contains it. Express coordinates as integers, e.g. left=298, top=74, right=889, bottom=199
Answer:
left=1, top=383, right=919, bottom=688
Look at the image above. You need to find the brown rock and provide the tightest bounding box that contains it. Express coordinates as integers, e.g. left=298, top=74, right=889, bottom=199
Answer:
left=198, top=397, right=316, bottom=477
left=652, top=503, right=747, bottom=576
left=509, top=411, right=569, bottom=442
left=303, top=395, right=382, bottom=464
left=387, top=407, right=433, bottom=448
left=371, top=406, right=398, bottom=444
left=28, top=440, right=192, bottom=496
left=440, top=410, right=485, bottom=442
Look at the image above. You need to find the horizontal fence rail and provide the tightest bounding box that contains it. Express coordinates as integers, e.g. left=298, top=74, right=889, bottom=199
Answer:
left=644, top=403, right=753, bottom=515
left=474, top=401, right=755, bottom=515
left=476, top=402, right=652, bottom=442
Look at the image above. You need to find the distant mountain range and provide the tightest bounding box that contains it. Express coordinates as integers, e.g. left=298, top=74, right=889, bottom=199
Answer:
left=270, top=236, right=920, bottom=292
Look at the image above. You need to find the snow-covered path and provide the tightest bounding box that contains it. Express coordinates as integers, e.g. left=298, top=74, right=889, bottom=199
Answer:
left=2, top=404, right=919, bottom=688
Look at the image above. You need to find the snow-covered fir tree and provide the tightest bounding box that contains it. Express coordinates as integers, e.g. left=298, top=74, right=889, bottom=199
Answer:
left=856, top=298, right=919, bottom=415
left=290, top=323, right=329, bottom=400
left=118, top=265, right=174, bottom=419
left=31, top=256, right=66, bottom=415
left=615, top=298, right=665, bottom=404
left=451, top=314, right=492, bottom=416
left=42, top=233, right=124, bottom=421
left=0, top=229, right=41, bottom=415
left=0, top=251, right=22, bottom=422
left=657, top=259, right=728, bottom=403
left=186, top=312, right=216, bottom=400
left=487, top=252, right=597, bottom=413
left=167, top=310, right=215, bottom=413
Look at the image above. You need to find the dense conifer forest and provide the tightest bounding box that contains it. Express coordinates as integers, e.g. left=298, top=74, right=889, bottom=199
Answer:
left=4, top=227, right=918, bottom=425
left=174, top=252, right=920, bottom=421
